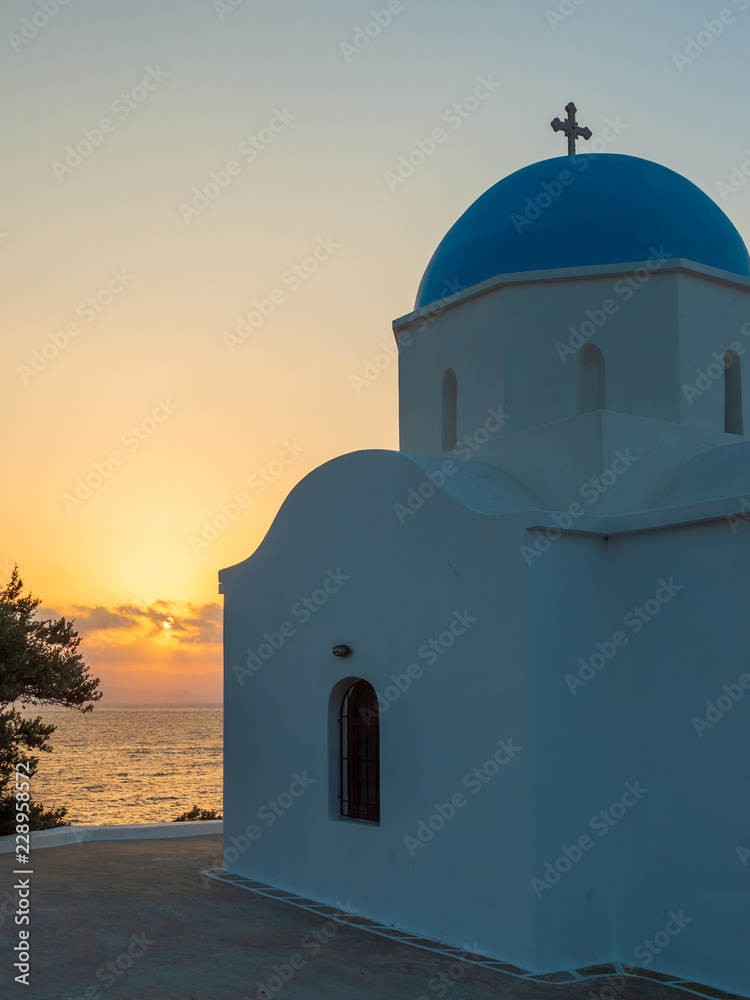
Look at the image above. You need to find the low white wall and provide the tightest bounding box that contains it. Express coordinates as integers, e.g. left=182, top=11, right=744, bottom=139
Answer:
left=0, top=820, right=222, bottom=853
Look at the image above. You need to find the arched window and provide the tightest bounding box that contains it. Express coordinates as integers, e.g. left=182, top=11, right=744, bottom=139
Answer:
left=725, top=349, right=743, bottom=435
left=442, top=368, right=458, bottom=451
left=339, top=680, right=380, bottom=822
left=577, top=345, right=606, bottom=414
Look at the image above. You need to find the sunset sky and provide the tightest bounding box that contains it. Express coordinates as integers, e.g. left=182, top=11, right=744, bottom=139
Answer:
left=4, top=0, right=750, bottom=702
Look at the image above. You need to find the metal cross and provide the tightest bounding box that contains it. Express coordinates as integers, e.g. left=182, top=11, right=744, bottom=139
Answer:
left=551, top=102, right=592, bottom=156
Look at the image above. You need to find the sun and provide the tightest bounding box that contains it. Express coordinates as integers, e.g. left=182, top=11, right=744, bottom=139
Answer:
left=162, top=617, right=175, bottom=630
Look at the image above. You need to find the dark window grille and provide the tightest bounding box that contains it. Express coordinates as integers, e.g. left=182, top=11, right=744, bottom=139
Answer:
left=339, top=680, right=380, bottom=822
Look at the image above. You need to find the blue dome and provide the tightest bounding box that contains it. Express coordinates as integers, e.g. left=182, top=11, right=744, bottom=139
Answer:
left=416, top=153, right=750, bottom=308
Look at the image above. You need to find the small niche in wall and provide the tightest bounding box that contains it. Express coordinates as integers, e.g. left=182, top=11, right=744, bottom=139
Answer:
left=442, top=367, right=458, bottom=451
left=577, top=345, right=606, bottom=414
left=724, top=349, right=743, bottom=435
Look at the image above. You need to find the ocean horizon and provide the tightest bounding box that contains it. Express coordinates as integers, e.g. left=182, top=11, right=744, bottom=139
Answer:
left=26, top=703, right=223, bottom=826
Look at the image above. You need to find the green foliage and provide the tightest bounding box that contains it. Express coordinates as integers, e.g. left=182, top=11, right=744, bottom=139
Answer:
left=0, top=794, right=69, bottom=832
left=172, top=804, right=223, bottom=822
left=0, top=567, right=101, bottom=835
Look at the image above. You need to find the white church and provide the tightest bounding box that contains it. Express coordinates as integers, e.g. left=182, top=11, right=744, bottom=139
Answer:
left=221, top=106, right=750, bottom=995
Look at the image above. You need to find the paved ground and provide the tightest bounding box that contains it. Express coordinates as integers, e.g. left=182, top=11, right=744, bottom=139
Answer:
left=0, top=835, right=737, bottom=1000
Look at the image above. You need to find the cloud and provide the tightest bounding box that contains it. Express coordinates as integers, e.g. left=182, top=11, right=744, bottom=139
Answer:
left=37, top=600, right=222, bottom=648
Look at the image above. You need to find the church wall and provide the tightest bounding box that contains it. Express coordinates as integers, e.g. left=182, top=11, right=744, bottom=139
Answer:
left=221, top=141, right=750, bottom=993
left=675, top=272, right=750, bottom=436
left=515, top=513, right=750, bottom=989
left=398, top=287, right=508, bottom=455
left=473, top=409, right=731, bottom=516
left=499, top=273, right=679, bottom=428
left=603, top=518, right=750, bottom=996
left=523, top=530, right=618, bottom=969
left=398, top=268, right=689, bottom=458
left=222, top=451, right=546, bottom=965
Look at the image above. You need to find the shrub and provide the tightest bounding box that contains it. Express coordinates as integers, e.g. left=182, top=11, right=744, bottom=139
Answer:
left=172, top=804, right=222, bottom=822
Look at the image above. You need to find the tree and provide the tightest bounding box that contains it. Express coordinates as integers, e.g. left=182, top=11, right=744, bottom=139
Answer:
left=0, top=567, right=101, bottom=835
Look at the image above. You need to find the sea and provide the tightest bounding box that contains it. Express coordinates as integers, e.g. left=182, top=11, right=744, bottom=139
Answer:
left=26, top=704, right=223, bottom=827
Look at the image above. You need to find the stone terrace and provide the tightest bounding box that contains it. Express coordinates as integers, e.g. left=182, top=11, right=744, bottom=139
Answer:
left=0, top=835, right=742, bottom=1000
